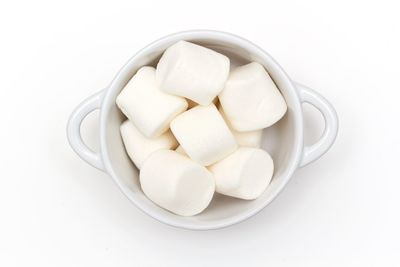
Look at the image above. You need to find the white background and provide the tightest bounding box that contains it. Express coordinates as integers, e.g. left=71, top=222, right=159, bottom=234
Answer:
left=1, top=0, right=399, bottom=266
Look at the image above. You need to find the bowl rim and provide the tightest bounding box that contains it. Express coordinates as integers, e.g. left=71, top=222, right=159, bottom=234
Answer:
left=99, top=30, right=304, bottom=230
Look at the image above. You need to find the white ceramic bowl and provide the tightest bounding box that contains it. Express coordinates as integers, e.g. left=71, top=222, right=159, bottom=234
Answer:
left=67, top=30, right=338, bottom=230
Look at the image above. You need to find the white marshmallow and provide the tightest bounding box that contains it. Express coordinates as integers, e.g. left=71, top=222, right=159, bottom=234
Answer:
left=219, top=62, right=287, bottom=131
left=120, top=120, right=178, bottom=169
left=170, top=104, right=237, bottom=166
left=209, top=147, right=274, bottom=200
left=140, top=150, right=215, bottom=216
left=219, top=106, right=262, bottom=148
left=116, top=66, right=187, bottom=138
left=156, top=41, right=230, bottom=105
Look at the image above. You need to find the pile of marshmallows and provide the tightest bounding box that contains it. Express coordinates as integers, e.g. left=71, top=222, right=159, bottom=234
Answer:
left=116, top=41, right=287, bottom=216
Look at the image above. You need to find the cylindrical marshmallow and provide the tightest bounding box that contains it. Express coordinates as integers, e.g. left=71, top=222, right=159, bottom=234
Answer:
left=219, top=106, right=262, bottom=147
left=209, top=147, right=274, bottom=200
left=120, top=120, right=178, bottom=169
left=116, top=66, right=187, bottom=138
left=156, top=40, right=230, bottom=105
left=140, top=150, right=215, bottom=216
left=219, top=62, right=287, bottom=131
left=170, top=104, right=237, bottom=166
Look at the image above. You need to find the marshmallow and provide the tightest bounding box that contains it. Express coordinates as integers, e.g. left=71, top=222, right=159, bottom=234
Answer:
left=116, top=66, right=187, bottom=138
left=156, top=41, right=230, bottom=105
left=171, top=104, right=237, bottom=166
left=219, top=62, right=287, bottom=131
left=140, top=150, right=215, bottom=216
left=219, top=106, right=262, bottom=148
left=209, top=147, right=274, bottom=200
left=120, top=120, right=178, bottom=169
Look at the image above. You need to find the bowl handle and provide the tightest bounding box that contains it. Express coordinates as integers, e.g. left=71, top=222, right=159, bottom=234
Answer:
left=67, top=90, right=106, bottom=172
left=295, top=83, right=339, bottom=167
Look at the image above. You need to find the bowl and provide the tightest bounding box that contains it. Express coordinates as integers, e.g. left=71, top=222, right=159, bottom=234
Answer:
left=67, top=30, right=338, bottom=230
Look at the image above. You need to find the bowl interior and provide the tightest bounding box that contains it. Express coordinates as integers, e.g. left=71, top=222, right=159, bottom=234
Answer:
left=101, top=32, right=301, bottom=229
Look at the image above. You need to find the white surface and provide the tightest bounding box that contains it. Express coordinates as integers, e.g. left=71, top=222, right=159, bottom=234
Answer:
left=0, top=0, right=399, bottom=266
left=157, top=40, right=230, bottom=105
